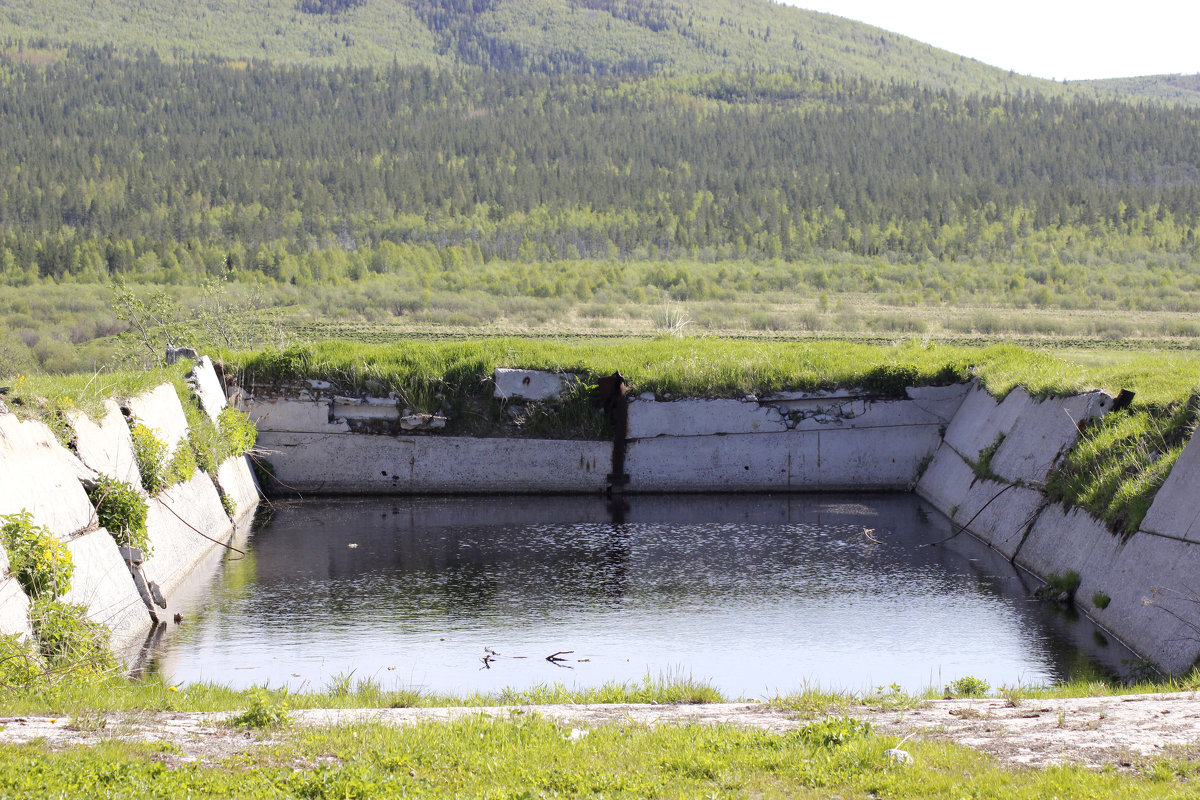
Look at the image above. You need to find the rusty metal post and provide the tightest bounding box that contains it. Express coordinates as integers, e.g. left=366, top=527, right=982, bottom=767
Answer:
left=596, top=371, right=630, bottom=498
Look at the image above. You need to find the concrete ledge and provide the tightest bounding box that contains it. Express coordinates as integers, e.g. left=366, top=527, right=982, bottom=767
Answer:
left=255, top=433, right=609, bottom=494
left=0, top=576, right=31, bottom=640
left=627, top=425, right=941, bottom=492
left=629, top=398, right=787, bottom=439
left=493, top=369, right=577, bottom=401
left=126, top=383, right=189, bottom=453
left=242, top=397, right=349, bottom=434
left=142, top=472, right=234, bottom=598
left=989, top=390, right=1111, bottom=486
left=60, top=529, right=154, bottom=654
left=0, top=413, right=96, bottom=539
left=69, top=399, right=143, bottom=491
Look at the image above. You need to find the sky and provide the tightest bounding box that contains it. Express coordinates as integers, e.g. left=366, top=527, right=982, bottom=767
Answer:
left=781, top=1, right=1200, bottom=81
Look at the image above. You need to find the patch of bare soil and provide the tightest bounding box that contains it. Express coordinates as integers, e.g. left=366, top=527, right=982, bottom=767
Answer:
left=3, top=692, right=1200, bottom=769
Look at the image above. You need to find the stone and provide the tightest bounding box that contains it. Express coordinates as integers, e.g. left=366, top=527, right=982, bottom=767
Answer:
left=0, top=576, right=31, bottom=640
left=399, top=413, right=447, bottom=431
left=493, top=369, right=578, bottom=401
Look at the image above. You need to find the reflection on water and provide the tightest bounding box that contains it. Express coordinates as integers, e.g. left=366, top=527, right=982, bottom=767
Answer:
left=151, top=494, right=1134, bottom=695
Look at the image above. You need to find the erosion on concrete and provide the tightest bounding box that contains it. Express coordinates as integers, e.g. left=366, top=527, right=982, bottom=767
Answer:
left=0, top=358, right=260, bottom=661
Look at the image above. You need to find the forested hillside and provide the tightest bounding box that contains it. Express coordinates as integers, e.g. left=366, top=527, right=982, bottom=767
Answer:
left=1, top=0, right=1067, bottom=95
left=2, top=48, right=1198, bottom=286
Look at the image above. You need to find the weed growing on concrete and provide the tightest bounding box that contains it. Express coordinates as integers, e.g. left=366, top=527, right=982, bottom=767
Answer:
left=968, top=433, right=1006, bottom=482
left=29, top=598, right=115, bottom=676
left=87, top=476, right=149, bottom=553
left=129, top=423, right=171, bottom=495
left=1037, top=570, right=1082, bottom=601
left=229, top=687, right=291, bottom=729
left=0, top=511, right=73, bottom=599
left=1093, top=591, right=1113, bottom=609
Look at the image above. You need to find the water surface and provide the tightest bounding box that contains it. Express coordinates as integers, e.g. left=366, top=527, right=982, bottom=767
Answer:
left=152, top=494, right=1133, bottom=696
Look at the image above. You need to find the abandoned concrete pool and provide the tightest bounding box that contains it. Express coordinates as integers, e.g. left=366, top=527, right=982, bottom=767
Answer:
left=3, top=359, right=1200, bottom=692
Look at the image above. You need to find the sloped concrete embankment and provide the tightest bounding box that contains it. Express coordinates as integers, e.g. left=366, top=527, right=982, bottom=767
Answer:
left=0, top=358, right=259, bottom=659
left=915, top=384, right=1200, bottom=673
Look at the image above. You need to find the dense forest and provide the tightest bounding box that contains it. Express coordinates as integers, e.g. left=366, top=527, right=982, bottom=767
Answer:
left=2, top=47, right=1199, bottom=287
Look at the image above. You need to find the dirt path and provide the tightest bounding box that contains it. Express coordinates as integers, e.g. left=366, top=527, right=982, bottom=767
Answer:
left=4, top=692, right=1200, bottom=769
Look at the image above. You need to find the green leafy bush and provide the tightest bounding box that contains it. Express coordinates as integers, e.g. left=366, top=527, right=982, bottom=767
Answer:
left=29, top=598, right=116, bottom=673
left=217, top=406, right=257, bottom=458
left=0, top=511, right=73, bottom=599
left=87, top=476, right=150, bottom=553
left=949, top=676, right=991, bottom=697
left=1092, top=591, right=1112, bottom=610
left=230, top=687, right=291, bottom=729
left=0, top=634, right=46, bottom=688
left=167, top=442, right=198, bottom=485
left=797, top=716, right=872, bottom=747
left=130, top=423, right=171, bottom=494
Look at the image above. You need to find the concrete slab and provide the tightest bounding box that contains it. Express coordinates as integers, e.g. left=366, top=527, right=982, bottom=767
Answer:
left=1093, top=533, right=1200, bottom=674
left=142, top=472, right=234, bottom=597
left=1014, top=504, right=1124, bottom=600
left=125, top=383, right=190, bottom=453
left=0, top=576, right=31, bottom=639
left=990, top=391, right=1111, bottom=486
left=69, top=399, right=143, bottom=491
left=941, top=384, right=1014, bottom=459
left=239, top=397, right=348, bottom=434
left=1141, top=432, right=1200, bottom=543
left=916, top=444, right=1044, bottom=557
left=60, top=529, right=154, bottom=654
left=627, top=432, right=792, bottom=492
left=0, top=413, right=96, bottom=539
left=905, top=384, right=972, bottom=420
left=187, top=357, right=228, bottom=422
left=254, top=432, right=609, bottom=494
left=493, top=369, right=578, bottom=401
left=628, top=398, right=787, bottom=439
left=805, top=425, right=943, bottom=489
left=215, top=456, right=260, bottom=523
left=331, top=396, right=401, bottom=422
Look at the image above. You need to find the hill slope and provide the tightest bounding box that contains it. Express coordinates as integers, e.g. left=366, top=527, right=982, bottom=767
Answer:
left=1, top=0, right=1070, bottom=95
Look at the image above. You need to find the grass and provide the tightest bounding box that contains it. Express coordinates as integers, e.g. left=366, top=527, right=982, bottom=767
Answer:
left=3, top=712, right=1200, bottom=798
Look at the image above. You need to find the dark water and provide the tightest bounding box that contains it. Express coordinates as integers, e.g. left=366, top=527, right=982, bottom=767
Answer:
left=151, top=494, right=1134, bottom=696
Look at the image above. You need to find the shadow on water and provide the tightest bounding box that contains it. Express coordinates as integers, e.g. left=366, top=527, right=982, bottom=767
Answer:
left=149, top=493, right=1137, bottom=696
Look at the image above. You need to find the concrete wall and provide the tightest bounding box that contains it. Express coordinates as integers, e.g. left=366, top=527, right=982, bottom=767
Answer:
left=243, top=384, right=969, bottom=495
left=916, top=384, right=1200, bottom=673
left=625, top=385, right=969, bottom=492
left=0, top=355, right=260, bottom=661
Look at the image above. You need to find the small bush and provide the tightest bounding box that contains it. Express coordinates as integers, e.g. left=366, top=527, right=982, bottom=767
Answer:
left=0, top=634, right=47, bottom=688
left=220, top=493, right=237, bottom=519
left=167, top=440, right=198, bottom=486
left=1092, top=591, right=1112, bottom=609
left=949, top=675, right=991, bottom=697
left=797, top=716, right=872, bottom=747
left=29, top=598, right=116, bottom=673
left=1036, top=570, right=1082, bottom=601
left=230, top=688, right=291, bottom=729
left=88, top=476, right=150, bottom=553
left=130, top=423, right=170, bottom=494
left=0, top=511, right=74, bottom=599
left=217, top=407, right=257, bottom=458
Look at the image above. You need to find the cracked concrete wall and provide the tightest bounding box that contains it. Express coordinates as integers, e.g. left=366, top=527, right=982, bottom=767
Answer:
left=0, top=368, right=262, bottom=663
left=918, top=382, right=1200, bottom=673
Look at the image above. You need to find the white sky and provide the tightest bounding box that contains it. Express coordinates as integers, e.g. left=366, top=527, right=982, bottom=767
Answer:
left=780, top=1, right=1200, bottom=81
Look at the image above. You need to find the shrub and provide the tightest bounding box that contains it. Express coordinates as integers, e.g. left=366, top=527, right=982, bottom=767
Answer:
left=167, top=442, right=198, bottom=485
left=0, top=511, right=73, bottom=599
left=0, top=633, right=47, bottom=688
left=218, top=407, right=257, bottom=457
left=88, top=476, right=150, bottom=553
left=949, top=675, right=991, bottom=697
left=230, top=687, right=290, bottom=729
left=29, top=598, right=116, bottom=673
left=1092, top=591, right=1112, bottom=609
left=797, top=716, right=872, bottom=747
left=130, top=423, right=170, bottom=494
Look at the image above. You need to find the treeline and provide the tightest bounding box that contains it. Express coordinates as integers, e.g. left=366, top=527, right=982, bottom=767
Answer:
left=2, top=48, right=1200, bottom=284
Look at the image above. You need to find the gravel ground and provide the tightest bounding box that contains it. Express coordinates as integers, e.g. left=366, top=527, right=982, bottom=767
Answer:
left=3, top=692, right=1200, bottom=769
